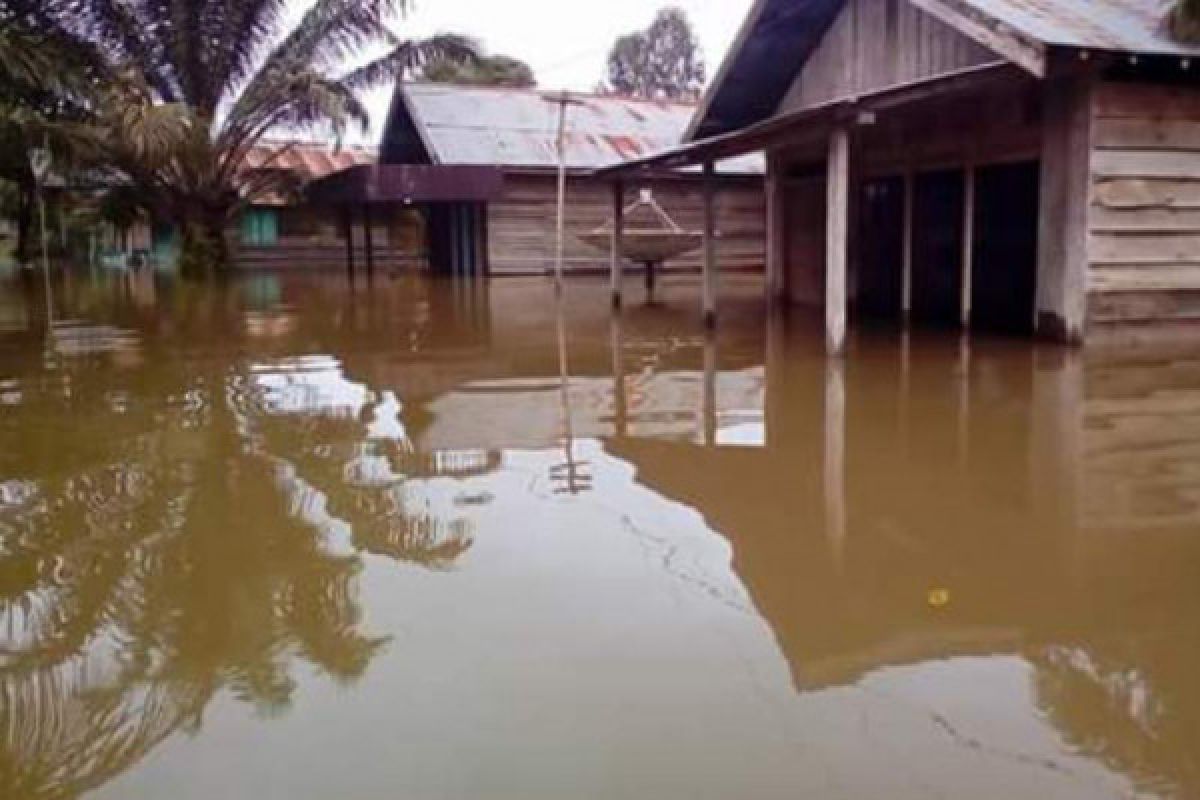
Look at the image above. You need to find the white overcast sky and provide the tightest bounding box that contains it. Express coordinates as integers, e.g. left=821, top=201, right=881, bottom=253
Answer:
left=286, top=0, right=755, bottom=144
left=390, top=0, right=753, bottom=90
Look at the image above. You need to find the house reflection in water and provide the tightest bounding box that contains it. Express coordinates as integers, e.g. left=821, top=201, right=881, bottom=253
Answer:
left=1, top=271, right=1197, bottom=799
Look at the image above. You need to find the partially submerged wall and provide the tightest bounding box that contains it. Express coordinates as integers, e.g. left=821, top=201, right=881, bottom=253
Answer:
left=487, top=174, right=766, bottom=276
left=1087, top=82, right=1200, bottom=329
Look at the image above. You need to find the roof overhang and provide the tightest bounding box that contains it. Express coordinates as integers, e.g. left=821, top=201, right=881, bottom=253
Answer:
left=687, top=0, right=843, bottom=141
left=306, top=165, right=505, bottom=206
left=596, top=62, right=1027, bottom=179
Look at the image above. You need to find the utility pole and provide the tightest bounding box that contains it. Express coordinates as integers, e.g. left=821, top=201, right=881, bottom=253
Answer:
left=547, top=91, right=587, bottom=297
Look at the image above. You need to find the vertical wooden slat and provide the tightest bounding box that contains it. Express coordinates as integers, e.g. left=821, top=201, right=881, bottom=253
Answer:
left=827, top=127, right=851, bottom=356
left=363, top=204, right=375, bottom=279
left=703, top=161, right=718, bottom=328
left=766, top=153, right=786, bottom=302
left=960, top=165, right=975, bottom=328
left=902, top=169, right=915, bottom=319
left=343, top=207, right=355, bottom=280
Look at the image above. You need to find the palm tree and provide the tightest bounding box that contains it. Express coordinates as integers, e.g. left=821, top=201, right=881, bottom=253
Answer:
left=17, top=0, right=476, bottom=275
left=0, top=16, right=94, bottom=265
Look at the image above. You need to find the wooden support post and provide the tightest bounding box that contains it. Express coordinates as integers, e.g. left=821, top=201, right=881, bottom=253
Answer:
left=702, top=161, right=718, bottom=328
left=902, top=169, right=915, bottom=320
left=765, top=153, right=786, bottom=302
left=611, top=181, right=624, bottom=309
left=343, top=207, right=355, bottom=280
left=826, top=127, right=851, bottom=356
left=960, top=166, right=975, bottom=329
left=363, top=204, right=375, bottom=279
left=1036, top=77, right=1092, bottom=343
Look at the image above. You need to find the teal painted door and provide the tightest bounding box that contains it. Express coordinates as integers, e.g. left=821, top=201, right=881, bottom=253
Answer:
left=241, top=209, right=279, bottom=246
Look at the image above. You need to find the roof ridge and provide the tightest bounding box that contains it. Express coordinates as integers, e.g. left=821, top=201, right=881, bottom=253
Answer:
left=401, top=80, right=699, bottom=109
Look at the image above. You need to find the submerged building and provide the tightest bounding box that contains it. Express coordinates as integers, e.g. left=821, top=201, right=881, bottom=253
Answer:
left=307, top=83, right=766, bottom=278
left=601, top=0, right=1200, bottom=348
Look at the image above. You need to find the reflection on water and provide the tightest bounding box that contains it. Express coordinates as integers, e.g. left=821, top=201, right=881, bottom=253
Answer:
left=0, top=270, right=1198, bottom=799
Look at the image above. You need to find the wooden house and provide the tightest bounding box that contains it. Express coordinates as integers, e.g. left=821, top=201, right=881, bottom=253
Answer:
left=231, top=142, right=425, bottom=271
left=311, top=83, right=766, bottom=279
left=599, top=0, right=1200, bottom=348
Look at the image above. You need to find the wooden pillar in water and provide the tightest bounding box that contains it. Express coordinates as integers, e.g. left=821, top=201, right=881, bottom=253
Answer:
left=343, top=207, right=356, bottom=280
left=702, top=160, right=718, bottom=328
left=960, top=166, right=975, bottom=329
left=363, top=204, right=375, bottom=279
left=826, top=126, right=851, bottom=356
left=765, top=152, right=786, bottom=303
left=1036, top=77, right=1092, bottom=343
left=901, top=169, right=915, bottom=321
left=611, top=181, right=624, bottom=308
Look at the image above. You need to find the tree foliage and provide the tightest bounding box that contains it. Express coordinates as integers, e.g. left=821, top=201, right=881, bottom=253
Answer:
left=605, top=7, right=705, bottom=102
left=422, top=53, right=536, bottom=88
left=0, top=0, right=478, bottom=274
left=1170, top=0, right=1200, bottom=43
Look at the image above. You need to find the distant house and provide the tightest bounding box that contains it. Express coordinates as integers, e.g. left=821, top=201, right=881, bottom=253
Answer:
left=309, top=83, right=766, bottom=277
left=231, top=142, right=424, bottom=271
left=600, top=0, right=1200, bottom=348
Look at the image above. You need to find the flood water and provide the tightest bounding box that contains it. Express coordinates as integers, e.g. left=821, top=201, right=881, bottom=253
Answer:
left=1, top=268, right=1198, bottom=800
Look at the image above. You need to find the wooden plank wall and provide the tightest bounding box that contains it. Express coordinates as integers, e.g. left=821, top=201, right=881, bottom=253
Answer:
left=487, top=174, right=766, bottom=276
left=1088, top=82, right=1200, bottom=325
left=235, top=206, right=427, bottom=271
left=779, top=0, right=998, bottom=114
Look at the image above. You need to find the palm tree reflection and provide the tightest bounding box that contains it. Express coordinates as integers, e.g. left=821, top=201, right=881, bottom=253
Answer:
left=0, top=349, right=476, bottom=799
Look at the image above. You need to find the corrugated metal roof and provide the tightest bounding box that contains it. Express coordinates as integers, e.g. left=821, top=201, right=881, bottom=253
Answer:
left=968, top=0, right=1200, bottom=54
left=241, top=142, right=377, bottom=206
left=243, top=142, right=376, bottom=183
left=690, top=0, right=1200, bottom=141
left=398, top=83, right=763, bottom=174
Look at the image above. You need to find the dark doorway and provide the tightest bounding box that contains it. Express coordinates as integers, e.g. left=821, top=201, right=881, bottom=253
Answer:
left=912, top=170, right=965, bottom=327
left=971, top=162, right=1040, bottom=335
left=857, top=176, right=905, bottom=320
left=426, top=203, right=488, bottom=276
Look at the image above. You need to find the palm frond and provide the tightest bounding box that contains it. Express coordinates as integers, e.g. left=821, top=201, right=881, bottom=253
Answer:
left=340, top=33, right=481, bottom=90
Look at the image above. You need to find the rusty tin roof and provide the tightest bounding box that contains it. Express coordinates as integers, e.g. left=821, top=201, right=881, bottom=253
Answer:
left=393, top=83, right=763, bottom=174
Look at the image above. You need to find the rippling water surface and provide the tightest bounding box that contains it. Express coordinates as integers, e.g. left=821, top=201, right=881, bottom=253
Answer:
left=1, top=269, right=1198, bottom=799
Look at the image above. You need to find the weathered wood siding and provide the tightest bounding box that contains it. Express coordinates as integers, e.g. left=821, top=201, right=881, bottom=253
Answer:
left=778, top=0, right=998, bottom=114
left=234, top=206, right=426, bottom=270
left=1088, top=82, right=1200, bottom=325
left=487, top=173, right=766, bottom=276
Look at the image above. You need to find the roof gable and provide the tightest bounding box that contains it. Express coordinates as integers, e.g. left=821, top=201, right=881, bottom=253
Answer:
left=382, top=84, right=716, bottom=171
left=691, top=0, right=1200, bottom=140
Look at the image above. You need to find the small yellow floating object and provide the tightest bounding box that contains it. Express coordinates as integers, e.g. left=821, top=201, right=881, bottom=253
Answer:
left=927, top=589, right=951, bottom=609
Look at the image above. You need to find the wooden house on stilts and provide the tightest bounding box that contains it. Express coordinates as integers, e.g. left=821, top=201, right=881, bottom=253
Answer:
left=309, top=84, right=766, bottom=281
left=598, top=0, right=1200, bottom=349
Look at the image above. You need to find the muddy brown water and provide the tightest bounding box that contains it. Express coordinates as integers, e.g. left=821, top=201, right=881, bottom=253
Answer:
left=0, top=269, right=1197, bottom=800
